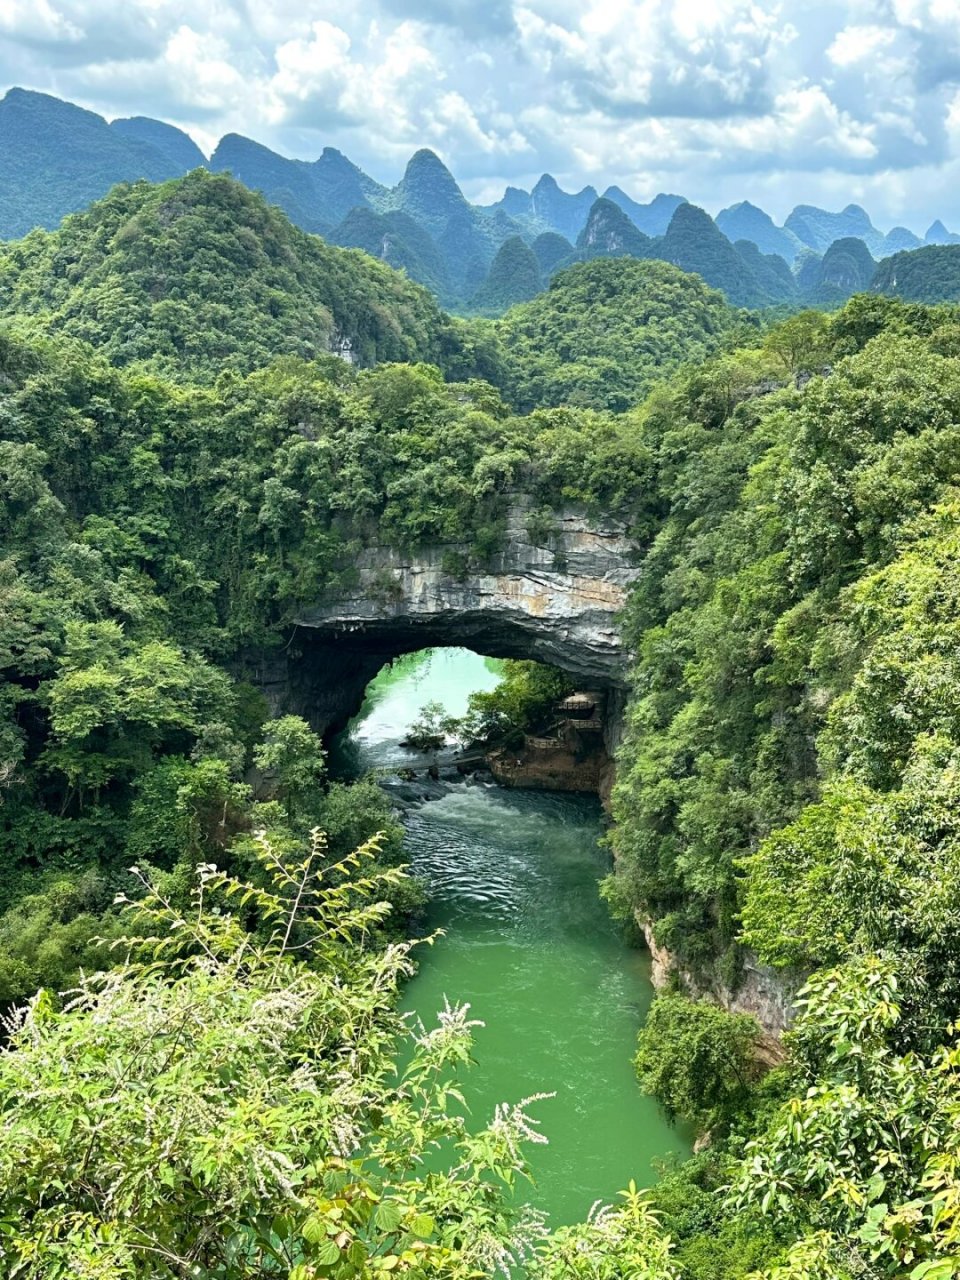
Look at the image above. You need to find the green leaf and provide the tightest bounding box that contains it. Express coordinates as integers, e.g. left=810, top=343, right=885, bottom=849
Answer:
left=315, top=1238, right=341, bottom=1266
left=375, top=1201, right=402, bottom=1234
left=910, top=1262, right=960, bottom=1280
left=410, top=1213, right=435, bottom=1239
left=302, top=1214, right=326, bottom=1244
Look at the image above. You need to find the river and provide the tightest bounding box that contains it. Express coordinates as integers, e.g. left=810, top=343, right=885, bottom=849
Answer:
left=332, top=647, right=688, bottom=1228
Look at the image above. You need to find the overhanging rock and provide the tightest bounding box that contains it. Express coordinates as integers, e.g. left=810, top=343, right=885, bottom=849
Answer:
left=296, top=499, right=635, bottom=689
left=250, top=499, right=637, bottom=743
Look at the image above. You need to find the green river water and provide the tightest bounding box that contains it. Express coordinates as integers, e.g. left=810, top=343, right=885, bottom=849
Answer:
left=332, top=648, right=689, bottom=1228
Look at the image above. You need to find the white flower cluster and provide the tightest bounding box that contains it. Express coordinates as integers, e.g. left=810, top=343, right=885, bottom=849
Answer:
left=469, top=1204, right=549, bottom=1279
left=488, top=1090, right=555, bottom=1164
left=413, top=996, right=485, bottom=1054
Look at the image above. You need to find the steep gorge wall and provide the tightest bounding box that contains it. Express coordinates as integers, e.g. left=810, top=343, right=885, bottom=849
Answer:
left=641, top=922, right=799, bottom=1053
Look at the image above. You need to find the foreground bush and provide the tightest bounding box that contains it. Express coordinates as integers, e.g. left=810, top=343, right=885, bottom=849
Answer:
left=0, top=828, right=684, bottom=1279
left=0, top=832, right=554, bottom=1278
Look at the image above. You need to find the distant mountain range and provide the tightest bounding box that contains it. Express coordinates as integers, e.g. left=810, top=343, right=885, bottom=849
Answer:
left=3, top=86, right=960, bottom=315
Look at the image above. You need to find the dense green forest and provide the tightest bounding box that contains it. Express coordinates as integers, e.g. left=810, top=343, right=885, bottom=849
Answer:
left=496, top=257, right=744, bottom=412
left=0, top=88, right=189, bottom=240
left=4, top=165, right=960, bottom=1276
left=468, top=236, right=544, bottom=315
left=0, top=288, right=652, bottom=1008
left=872, top=243, right=960, bottom=302
left=0, top=173, right=761, bottom=416
left=0, top=170, right=494, bottom=382
left=607, top=295, right=960, bottom=1276
left=329, top=206, right=454, bottom=306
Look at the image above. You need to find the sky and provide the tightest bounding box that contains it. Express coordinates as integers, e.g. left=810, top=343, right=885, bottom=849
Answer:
left=2, top=0, right=960, bottom=231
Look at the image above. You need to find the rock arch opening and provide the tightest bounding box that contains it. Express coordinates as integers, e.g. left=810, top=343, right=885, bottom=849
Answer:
left=251, top=499, right=636, bottom=778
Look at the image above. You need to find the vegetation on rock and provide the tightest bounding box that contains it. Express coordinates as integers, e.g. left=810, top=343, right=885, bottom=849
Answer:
left=808, top=235, right=876, bottom=304
left=575, top=197, right=653, bottom=262
left=469, top=236, right=543, bottom=316
left=658, top=202, right=784, bottom=308
left=0, top=88, right=186, bottom=239
left=454, top=661, right=574, bottom=749
left=531, top=231, right=574, bottom=276
left=607, top=292, right=960, bottom=1276
left=330, top=206, right=453, bottom=304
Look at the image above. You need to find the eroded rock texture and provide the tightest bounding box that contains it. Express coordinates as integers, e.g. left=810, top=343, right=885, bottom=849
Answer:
left=252, top=498, right=636, bottom=739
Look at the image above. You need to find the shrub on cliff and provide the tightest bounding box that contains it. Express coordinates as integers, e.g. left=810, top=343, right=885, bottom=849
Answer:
left=635, top=994, right=763, bottom=1134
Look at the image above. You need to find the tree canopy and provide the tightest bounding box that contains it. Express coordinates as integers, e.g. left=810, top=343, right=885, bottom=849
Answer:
left=0, top=171, right=481, bottom=382
left=496, top=257, right=741, bottom=412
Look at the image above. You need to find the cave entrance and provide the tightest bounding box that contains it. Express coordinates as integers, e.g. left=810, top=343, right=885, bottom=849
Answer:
left=265, top=498, right=633, bottom=762
left=269, top=606, right=628, bottom=766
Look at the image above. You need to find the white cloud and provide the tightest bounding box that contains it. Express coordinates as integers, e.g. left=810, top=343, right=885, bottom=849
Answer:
left=266, top=19, right=444, bottom=148
left=267, top=20, right=358, bottom=122
left=163, top=26, right=250, bottom=112
left=890, top=0, right=960, bottom=31
left=515, top=0, right=783, bottom=117
left=723, top=82, right=879, bottom=161
left=827, top=23, right=897, bottom=66
left=0, top=0, right=83, bottom=42
left=422, top=90, right=530, bottom=154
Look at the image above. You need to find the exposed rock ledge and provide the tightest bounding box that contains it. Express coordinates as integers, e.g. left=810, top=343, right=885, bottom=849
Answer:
left=640, top=917, right=800, bottom=1059
left=296, top=497, right=636, bottom=689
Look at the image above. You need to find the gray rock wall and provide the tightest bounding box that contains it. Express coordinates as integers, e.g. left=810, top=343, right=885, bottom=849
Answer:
left=295, top=497, right=636, bottom=690
left=247, top=497, right=636, bottom=738
left=640, top=917, right=799, bottom=1052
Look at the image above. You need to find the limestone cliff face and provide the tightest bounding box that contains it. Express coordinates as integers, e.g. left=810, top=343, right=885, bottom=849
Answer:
left=640, top=918, right=799, bottom=1054
left=296, top=498, right=635, bottom=689
left=249, top=499, right=635, bottom=748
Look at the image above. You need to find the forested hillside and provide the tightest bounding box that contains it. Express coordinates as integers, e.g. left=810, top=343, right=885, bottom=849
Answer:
left=0, top=311, right=658, bottom=999
left=328, top=206, right=454, bottom=305
left=496, top=257, right=741, bottom=412
left=872, top=243, right=960, bottom=302
left=0, top=171, right=485, bottom=381
left=0, top=178, right=752, bottom=413
left=467, top=236, right=544, bottom=314
left=0, top=88, right=188, bottom=239
left=716, top=201, right=802, bottom=262
left=7, top=86, right=960, bottom=320
left=606, top=295, right=960, bottom=1276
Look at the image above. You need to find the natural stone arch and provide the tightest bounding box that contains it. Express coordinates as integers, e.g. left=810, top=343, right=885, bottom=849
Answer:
left=252, top=498, right=637, bottom=749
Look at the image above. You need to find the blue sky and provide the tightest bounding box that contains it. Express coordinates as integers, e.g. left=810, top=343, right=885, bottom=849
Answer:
left=2, top=0, right=960, bottom=231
